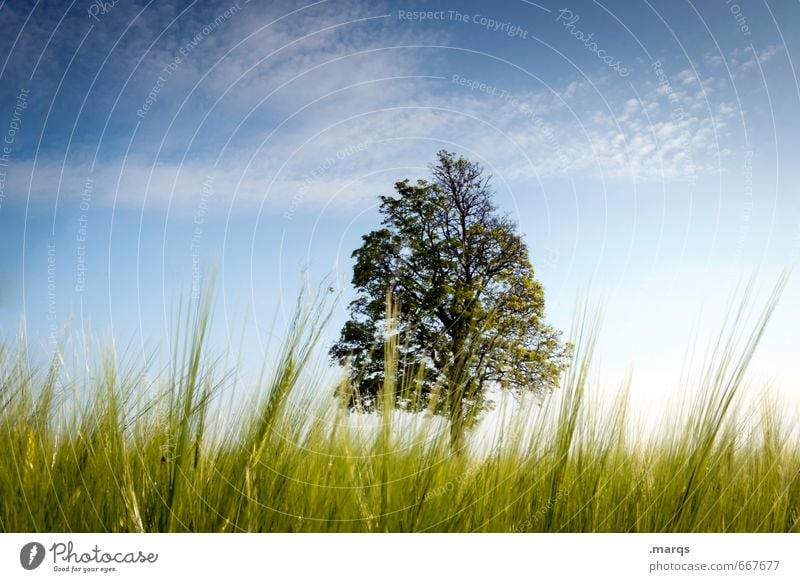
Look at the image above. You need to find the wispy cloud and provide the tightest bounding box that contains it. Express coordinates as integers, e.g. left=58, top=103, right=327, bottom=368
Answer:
left=704, top=43, right=785, bottom=75
left=2, top=4, right=778, bottom=217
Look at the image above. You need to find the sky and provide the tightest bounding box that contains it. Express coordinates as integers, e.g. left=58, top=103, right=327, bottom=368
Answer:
left=0, top=0, right=798, bottom=424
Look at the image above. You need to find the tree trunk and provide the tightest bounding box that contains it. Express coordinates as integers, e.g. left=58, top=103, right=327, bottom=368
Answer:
left=447, top=330, right=472, bottom=453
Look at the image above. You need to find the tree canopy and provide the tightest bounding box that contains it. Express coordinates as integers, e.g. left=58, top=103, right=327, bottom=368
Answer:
left=331, top=150, right=571, bottom=440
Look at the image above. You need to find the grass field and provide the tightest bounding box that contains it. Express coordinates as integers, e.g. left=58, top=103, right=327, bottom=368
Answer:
left=1, top=281, right=798, bottom=533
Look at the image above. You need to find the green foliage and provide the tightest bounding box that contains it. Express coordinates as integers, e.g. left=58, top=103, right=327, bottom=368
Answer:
left=0, top=278, right=797, bottom=533
left=331, top=151, right=571, bottom=437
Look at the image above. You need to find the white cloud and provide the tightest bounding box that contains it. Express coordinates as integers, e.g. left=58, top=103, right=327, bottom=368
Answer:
left=3, top=1, right=755, bottom=215
left=12, top=64, right=741, bottom=214
left=729, top=44, right=784, bottom=73
left=674, top=69, right=698, bottom=86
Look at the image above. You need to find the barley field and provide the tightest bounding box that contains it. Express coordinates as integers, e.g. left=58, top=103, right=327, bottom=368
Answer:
left=1, top=281, right=798, bottom=533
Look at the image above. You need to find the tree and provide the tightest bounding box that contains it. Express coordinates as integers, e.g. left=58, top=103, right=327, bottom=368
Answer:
left=331, top=150, right=571, bottom=446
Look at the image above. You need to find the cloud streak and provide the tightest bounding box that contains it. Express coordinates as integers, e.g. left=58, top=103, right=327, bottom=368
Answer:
left=0, top=2, right=784, bottom=217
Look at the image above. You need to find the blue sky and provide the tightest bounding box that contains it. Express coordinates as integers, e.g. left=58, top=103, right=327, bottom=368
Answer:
left=0, top=0, right=798, bottom=419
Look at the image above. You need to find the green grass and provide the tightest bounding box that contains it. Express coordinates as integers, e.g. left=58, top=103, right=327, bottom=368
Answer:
left=1, top=280, right=799, bottom=532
